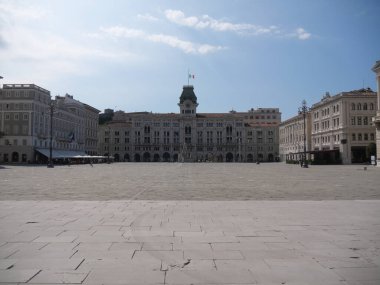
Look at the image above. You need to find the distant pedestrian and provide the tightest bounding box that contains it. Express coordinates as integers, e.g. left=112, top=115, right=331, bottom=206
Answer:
left=89, top=160, right=93, bottom=167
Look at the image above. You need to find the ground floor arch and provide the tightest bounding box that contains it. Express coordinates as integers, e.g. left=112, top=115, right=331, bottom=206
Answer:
left=226, top=152, right=233, bottom=162
left=124, top=153, right=130, bottom=162
left=12, top=152, right=19, bottom=162
left=134, top=153, right=141, bottom=162
left=153, top=153, right=160, bottom=162
left=163, top=152, right=170, bottom=162
left=247, top=153, right=253, bottom=162
left=114, top=153, right=120, bottom=162
left=143, top=152, right=151, bottom=162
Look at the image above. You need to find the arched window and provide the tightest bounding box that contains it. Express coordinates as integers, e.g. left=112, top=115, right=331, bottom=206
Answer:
left=185, top=126, right=191, bottom=134
left=351, top=103, right=355, bottom=110
left=370, top=103, right=374, bottom=110
left=357, top=103, right=361, bottom=110
left=363, top=103, right=367, bottom=110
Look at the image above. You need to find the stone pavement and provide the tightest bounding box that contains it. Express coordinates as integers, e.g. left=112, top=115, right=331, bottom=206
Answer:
left=0, top=200, right=379, bottom=285
left=0, top=163, right=380, bottom=200
left=0, top=163, right=380, bottom=284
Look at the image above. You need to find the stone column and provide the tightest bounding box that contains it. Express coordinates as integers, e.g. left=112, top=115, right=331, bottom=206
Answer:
left=371, top=61, right=380, bottom=166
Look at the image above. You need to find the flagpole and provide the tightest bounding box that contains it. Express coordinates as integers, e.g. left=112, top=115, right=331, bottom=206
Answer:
left=187, top=69, right=190, bottom=85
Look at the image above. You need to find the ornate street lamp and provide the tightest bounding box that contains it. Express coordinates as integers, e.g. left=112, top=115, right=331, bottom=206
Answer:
left=47, top=101, right=55, bottom=168
left=107, top=126, right=111, bottom=164
left=298, top=100, right=310, bottom=168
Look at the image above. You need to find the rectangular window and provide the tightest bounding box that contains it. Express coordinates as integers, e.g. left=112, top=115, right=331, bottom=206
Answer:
left=352, top=134, right=356, bottom=141
left=357, top=117, right=362, bottom=125
left=351, top=117, right=355, bottom=125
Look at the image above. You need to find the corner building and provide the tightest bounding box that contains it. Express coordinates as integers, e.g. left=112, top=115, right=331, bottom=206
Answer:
left=372, top=60, right=380, bottom=166
left=0, top=84, right=100, bottom=163
left=310, top=89, right=377, bottom=164
left=279, top=112, right=312, bottom=162
left=99, top=85, right=281, bottom=162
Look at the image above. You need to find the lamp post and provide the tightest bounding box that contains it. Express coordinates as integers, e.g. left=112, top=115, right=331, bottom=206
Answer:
left=47, top=101, right=55, bottom=168
left=256, top=131, right=260, bottom=164
left=107, top=126, right=111, bottom=164
left=298, top=100, right=309, bottom=168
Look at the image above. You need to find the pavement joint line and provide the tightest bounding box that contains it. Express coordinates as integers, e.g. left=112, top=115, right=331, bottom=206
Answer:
left=26, top=269, right=42, bottom=283
left=75, top=258, right=86, bottom=271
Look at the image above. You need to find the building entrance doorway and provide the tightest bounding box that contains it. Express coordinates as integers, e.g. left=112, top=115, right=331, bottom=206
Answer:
left=351, top=146, right=367, bottom=163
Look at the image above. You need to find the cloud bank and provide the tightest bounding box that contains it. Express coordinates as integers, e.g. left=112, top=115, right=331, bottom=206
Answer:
left=164, top=9, right=311, bottom=40
left=100, top=26, right=225, bottom=55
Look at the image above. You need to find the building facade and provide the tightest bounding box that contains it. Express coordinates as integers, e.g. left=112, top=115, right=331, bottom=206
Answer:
left=279, top=112, right=311, bottom=162
left=0, top=84, right=100, bottom=163
left=99, top=85, right=281, bottom=163
left=372, top=60, right=380, bottom=166
left=310, top=89, right=377, bottom=164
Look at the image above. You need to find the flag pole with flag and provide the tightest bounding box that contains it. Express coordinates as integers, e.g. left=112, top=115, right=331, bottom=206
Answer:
left=187, top=70, right=195, bottom=85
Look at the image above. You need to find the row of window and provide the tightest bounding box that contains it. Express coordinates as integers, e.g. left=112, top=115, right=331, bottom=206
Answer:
left=107, top=129, right=274, bottom=137
left=351, top=116, right=370, bottom=126
left=314, top=104, right=340, bottom=119
left=352, top=133, right=375, bottom=141
left=132, top=121, right=247, bottom=128
left=106, top=137, right=274, bottom=145
left=2, top=90, right=50, bottom=103
left=4, top=113, right=29, bottom=120
left=105, top=145, right=275, bottom=152
left=1, top=103, right=33, bottom=110
left=351, top=103, right=375, bottom=111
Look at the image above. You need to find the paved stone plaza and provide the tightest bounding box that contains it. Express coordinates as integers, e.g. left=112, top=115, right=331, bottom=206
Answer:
left=1, top=163, right=380, bottom=200
left=0, top=163, right=380, bottom=284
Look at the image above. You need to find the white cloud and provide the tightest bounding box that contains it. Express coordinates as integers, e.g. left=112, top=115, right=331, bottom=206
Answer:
left=0, top=1, right=48, bottom=22
left=137, top=13, right=159, bottom=22
left=0, top=2, right=138, bottom=81
left=164, top=9, right=279, bottom=36
left=296, top=28, right=311, bottom=40
left=100, top=26, right=145, bottom=38
left=165, top=9, right=312, bottom=40
left=100, top=25, right=225, bottom=55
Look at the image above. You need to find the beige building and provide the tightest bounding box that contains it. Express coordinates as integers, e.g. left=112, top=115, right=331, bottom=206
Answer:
left=0, top=84, right=100, bottom=163
left=310, top=89, right=377, bottom=164
left=98, top=85, right=281, bottom=163
left=372, top=60, right=380, bottom=166
left=279, top=111, right=312, bottom=162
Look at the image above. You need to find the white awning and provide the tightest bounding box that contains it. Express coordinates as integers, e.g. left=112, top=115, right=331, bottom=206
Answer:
left=36, top=148, right=87, bottom=159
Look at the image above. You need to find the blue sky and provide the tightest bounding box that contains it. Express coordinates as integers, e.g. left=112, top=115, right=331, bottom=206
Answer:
left=0, top=0, right=379, bottom=119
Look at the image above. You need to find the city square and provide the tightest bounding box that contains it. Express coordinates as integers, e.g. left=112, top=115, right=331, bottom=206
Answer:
left=0, top=163, right=380, bottom=284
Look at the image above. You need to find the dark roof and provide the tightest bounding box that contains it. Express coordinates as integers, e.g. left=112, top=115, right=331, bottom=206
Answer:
left=179, top=85, right=197, bottom=104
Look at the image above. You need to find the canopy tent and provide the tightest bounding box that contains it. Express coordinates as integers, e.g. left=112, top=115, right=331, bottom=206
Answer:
left=36, top=148, right=105, bottom=159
